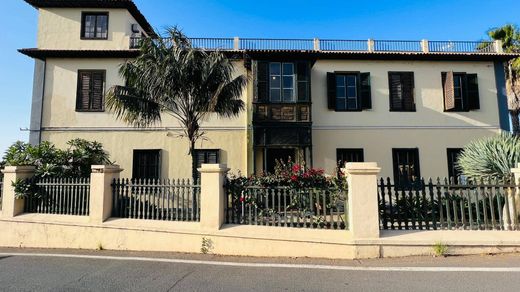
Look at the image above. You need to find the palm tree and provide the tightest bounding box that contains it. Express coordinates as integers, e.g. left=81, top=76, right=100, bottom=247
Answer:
left=106, top=27, right=247, bottom=181
left=487, top=24, right=520, bottom=134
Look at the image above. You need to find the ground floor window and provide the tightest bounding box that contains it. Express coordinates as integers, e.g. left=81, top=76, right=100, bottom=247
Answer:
left=132, top=150, right=161, bottom=180
left=392, top=148, right=420, bottom=185
left=447, top=148, right=463, bottom=182
left=336, top=148, right=364, bottom=168
left=193, top=149, right=220, bottom=181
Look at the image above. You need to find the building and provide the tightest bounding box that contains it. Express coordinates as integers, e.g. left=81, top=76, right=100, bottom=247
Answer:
left=20, top=0, right=519, bottom=182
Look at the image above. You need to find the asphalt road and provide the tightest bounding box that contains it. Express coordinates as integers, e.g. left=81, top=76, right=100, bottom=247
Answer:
left=1, top=249, right=520, bottom=291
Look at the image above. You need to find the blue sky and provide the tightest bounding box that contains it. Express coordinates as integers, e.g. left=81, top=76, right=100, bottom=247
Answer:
left=0, top=0, right=519, bottom=154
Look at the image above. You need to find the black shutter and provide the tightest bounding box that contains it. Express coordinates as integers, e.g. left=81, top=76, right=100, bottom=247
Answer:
left=388, top=72, right=402, bottom=110
left=465, top=73, right=480, bottom=110
left=401, top=72, right=415, bottom=111
left=442, top=71, right=455, bottom=111
left=297, top=61, right=310, bottom=102
left=327, top=72, right=336, bottom=109
left=77, top=72, right=91, bottom=110
left=91, top=71, right=105, bottom=110
left=359, top=72, right=371, bottom=109
left=256, top=61, right=269, bottom=102
left=193, top=150, right=220, bottom=181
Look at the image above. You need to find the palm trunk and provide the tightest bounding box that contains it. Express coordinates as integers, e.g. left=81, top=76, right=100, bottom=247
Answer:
left=190, top=140, right=198, bottom=219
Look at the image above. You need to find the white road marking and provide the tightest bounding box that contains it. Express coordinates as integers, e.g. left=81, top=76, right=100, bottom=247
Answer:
left=1, top=252, right=520, bottom=272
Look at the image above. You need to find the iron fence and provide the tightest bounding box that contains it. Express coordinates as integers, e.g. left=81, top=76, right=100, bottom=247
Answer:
left=190, top=37, right=235, bottom=50
left=378, top=177, right=519, bottom=231
left=428, top=41, right=496, bottom=53
left=112, top=178, right=201, bottom=221
left=24, top=177, right=90, bottom=216
left=240, top=38, right=315, bottom=50
left=374, top=40, right=422, bottom=52
left=0, top=176, right=3, bottom=210
left=319, top=39, right=367, bottom=51
left=226, top=186, right=347, bottom=229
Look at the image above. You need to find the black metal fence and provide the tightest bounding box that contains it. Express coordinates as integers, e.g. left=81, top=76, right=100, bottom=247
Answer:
left=226, top=186, right=347, bottom=229
left=112, top=178, right=201, bottom=221
left=24, top=177, right=91, bottom=216
left=378, top=177, right=519, bottom=231
left=0, top=176, right=3, bottom=210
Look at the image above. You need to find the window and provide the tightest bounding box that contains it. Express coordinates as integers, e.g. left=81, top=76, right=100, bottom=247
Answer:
left=447, top=148, right=463, bottom=182
left=336, top=149, right=364, bottom=168
left=392, top=148, right=420, bottom=186
left=76, top=70, right=105, bottom=112
left=193, top=149, right=220, bottom=181
left=269, top=62, right=295, bottom=102
left=442, top=72, right=480, bottom=111
left=132, top=150, right=160, bottom=179
left=327, top=72, right=371, bottom=111
left=81, top=12, right=108, bottom=39
left=389, top=72, right=415, bottom=111
left=256, top=61, right=310, bottom=103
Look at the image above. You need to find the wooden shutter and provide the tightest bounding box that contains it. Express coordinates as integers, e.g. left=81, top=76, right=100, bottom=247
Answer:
left=359, top=72, right=372, bottom=109
left=388, top=73, right=402, bottom=110
left=465, top=73, right=480, bottom=110
left=91, top=71, right=105, bottom=110
left=401, top=72, right=415, bottom=111
left=193, top=150, right=220, bottom=182
left=77, top=72, right=91, bottom=110
left=442, top=71, right=455, bottom=111
left=256, top=61, right=269, bottom=102
left=296, top=61, right=310, bottom=102
left=327, top=72, right=336, bottom=109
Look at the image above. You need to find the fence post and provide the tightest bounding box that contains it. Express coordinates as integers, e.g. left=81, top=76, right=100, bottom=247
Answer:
left=367, top=39, right=375, bottom=52
left=199, top=164, right=229, bottom=230
left=313, top=38, right=320, bottom=51
left=421, top=39, right=429, bottom=53
left=0, top=166, right=36, bottom=218
left=233, top=37, right=240, bottom=50
left=343, top=162, right=381, bottom=239
left=509, top=164, right=520, bottom=229
left=89, top=165, right=123, bottom=224
left=495, top=40, right=504, bottom=53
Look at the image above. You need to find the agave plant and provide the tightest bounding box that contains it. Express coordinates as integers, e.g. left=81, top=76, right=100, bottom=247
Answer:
left=457, top=132, right=520, bottom=179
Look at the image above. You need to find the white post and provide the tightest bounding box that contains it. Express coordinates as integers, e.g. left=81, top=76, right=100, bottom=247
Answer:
left=233, top=37, right=240, bottom=51
left=199, top=164, right=229, bottom=230
left=343, top=162, right=381, bottom=239
left=508, top=164, right=520, bottom=229
left=1, top=166, right=36, bottom=218
left=367, top=39, right=375, bottom=52
left=89, top=165, right=123, bottom=224
left=495, top=40, right=504, bottom=53
left=313, top=38, right=320, bottom=51
left=421, top=39, right=429, bottom=53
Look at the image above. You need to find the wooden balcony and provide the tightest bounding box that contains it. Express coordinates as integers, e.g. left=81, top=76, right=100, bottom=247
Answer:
left=253, top=103, right=310, bottom=123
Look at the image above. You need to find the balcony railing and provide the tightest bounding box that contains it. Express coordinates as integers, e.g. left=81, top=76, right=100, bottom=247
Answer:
left=129, top=37, right=504, bottom=54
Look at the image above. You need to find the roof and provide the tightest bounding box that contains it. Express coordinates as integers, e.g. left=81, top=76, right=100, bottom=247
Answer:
left=24, top=0, right=156, bottom=37
left=18, top=48, right=140, bottom=59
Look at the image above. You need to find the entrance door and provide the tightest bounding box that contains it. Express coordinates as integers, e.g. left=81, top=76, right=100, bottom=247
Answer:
left=265, top=148, right=296, bottom=173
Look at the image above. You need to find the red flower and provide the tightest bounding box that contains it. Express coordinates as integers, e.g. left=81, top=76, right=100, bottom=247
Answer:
left=239, top=197, right=245, bottom=202
left=291, top=175, right=298, bottom=181
left=292, top=164, right=300, bottom=173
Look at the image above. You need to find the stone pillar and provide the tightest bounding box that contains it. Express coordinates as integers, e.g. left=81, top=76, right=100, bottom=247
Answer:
left=198, top=164, right=229, bottom=230
left=495, top=40, right=504, bottom=53
left=233, top=37, right=240, bottom=51
left=508, top=164, right=520, bottom=229
left=367, top=39, right=375, bottom=52
left=1, top=166, right=36, bottom=218
left=421, top=39, right=429, bottom=53
left=313, top=38, right=320, bottom=51
left=343, top=162, right=381, bottom=239
left=89, top=165, right=123, bottom=224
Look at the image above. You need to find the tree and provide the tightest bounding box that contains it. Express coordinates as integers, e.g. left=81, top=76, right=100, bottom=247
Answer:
left=487, top=24, right=520, bottom=134
left=106, top=27, right=247, bottom=181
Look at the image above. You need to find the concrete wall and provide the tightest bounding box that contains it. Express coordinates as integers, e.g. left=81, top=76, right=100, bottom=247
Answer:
left=311, top=60, right=501, bottom=178
left=37, top=8, right=141, bottom=50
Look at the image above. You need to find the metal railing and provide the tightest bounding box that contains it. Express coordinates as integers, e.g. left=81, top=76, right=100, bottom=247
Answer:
left=112, top=178, right=201, bottom=221
left=378, top=177, right=519, bottom=231
left=0, top=176, right=3, bottom=210
left=128, top=37, right=501, bottom=54
left=24, top=177, right=91, bottom=216
left=226, top=186, right=347, bottom=229
left=428, top=41, right=496, bottom=53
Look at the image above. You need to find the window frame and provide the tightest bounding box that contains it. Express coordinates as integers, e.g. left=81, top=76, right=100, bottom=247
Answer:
left=452, top=73, right=465, bottom=111
left=132, top=149, right=161, bottom=180
left=76, top=69, right=106, bottom=112
left=336, top=148, right=364, bottom=167
left=193, top=149, right=221, bottom=182
left=269, top=62, right=296, bottom=103
left=392, top=148, right=421, bottom=186
left=334, top=72, right=361, bottom=112
left=388, top=71, right=416, bottom=112
left=447, top=148, right=463, bottom=182
left=81, top=12, right=109, bottom=40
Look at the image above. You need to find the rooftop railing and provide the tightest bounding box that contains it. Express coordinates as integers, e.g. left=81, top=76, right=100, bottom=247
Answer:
left=129, top=37, right=504, bottom=54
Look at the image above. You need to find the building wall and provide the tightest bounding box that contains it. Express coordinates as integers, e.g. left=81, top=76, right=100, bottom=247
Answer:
left=311, top=60, right=501, bottom=178
left=37, top=8, right=142, bottom=50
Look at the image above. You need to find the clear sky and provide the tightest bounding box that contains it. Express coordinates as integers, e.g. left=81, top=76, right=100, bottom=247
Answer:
left=0, top=0, right=519, bottom=154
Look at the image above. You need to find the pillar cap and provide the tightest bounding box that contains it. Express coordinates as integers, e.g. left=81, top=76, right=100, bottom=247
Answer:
left=342, top=162, right=381, bottom=175
left=1, top=165, right=36, bottom=174
left=91, top=165, right=123, bottom=173
left=198, top=164, right=230, bottom=173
